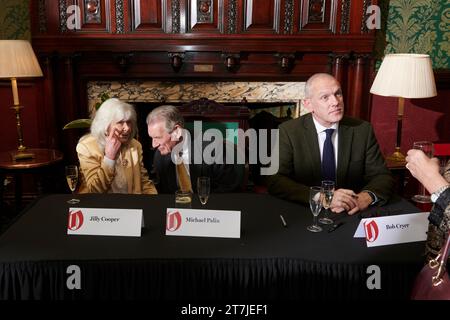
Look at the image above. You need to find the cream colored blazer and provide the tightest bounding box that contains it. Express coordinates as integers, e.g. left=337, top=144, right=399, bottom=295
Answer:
left=76, top=134, right=157, bottom=194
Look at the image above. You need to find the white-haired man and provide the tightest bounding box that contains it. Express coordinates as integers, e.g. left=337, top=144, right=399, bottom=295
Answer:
left=147, top=105, right=244, bottom=193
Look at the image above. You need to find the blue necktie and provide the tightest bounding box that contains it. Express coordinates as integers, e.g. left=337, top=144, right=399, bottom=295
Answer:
left=322, top=129, right=336, bottom=182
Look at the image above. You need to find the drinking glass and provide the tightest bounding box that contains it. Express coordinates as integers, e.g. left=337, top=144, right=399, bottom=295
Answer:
left=307, top=186, right=323, bottom=232
left=197, top=176, right=210, bottom=205
left=319, top=180, right=334, bottom=225
left=175, top=190, right=192, bottom=208
left=65, top=165, right=80, bottom=204
left=411, top=141, right=433, bottom=203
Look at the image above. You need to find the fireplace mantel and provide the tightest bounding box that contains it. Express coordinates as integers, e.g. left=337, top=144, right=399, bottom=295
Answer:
left=87, top=80, right=306, bottom=117
left=27, top=0, right=378, bottom=163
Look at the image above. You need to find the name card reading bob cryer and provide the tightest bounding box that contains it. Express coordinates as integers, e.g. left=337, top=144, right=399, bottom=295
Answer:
left=354, top=212, right=429, bottom=247
left=166, top=208, right=241, bottom=238
left=67, top=208, right=142, bottom=237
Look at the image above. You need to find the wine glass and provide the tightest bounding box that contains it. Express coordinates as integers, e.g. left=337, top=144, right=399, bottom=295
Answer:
left=411, top=141, right=433, bottom=203
left=65, top=165, right=80, bottom=204
left=197, top=176, right=210, bottom=205
left=319, top=180, right=334, bottom=225
left=307, top=186, right=323, bottom=232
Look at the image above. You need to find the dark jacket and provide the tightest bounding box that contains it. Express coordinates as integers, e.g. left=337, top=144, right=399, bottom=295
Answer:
left=152, top=138, right=245, bottom=194
left=267, top=113, right=394, bottom=204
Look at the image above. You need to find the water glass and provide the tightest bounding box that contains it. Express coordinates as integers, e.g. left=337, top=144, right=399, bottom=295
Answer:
left=175, top=190, right=192, bottom=208
left=65, top=165, right=80, bottom=204
left=197, top=176, right=210, bottom=205
left=319, top=180, right=334, bottom=225
left=307, top=186, right=323, bottom=232
left=412, top=141, right=433, bottom=203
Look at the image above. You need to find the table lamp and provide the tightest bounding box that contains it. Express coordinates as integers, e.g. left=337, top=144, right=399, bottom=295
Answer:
left=0, top=40, right=43, bottom=160
left=370, top=53, right=437, bottom=162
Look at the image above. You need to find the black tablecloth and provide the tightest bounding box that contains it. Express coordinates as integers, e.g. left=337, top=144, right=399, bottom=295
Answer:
left=0, top=193, right=424, bottom=300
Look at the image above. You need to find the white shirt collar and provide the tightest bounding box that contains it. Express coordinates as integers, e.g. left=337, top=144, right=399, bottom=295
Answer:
left=311, top=115, right=339, bottom=134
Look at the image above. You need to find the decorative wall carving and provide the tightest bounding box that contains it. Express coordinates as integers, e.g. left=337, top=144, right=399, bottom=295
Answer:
left=172, top=0, right=181, bottom=33
left=227, top=0, right=237, bottom=34
left=276, top=53, right=296, bottom=73
left=308, top=0, right=325, bottom=23
left=59, top=0, right=68, bottom=32
left=340, top=0, right=350, bottom=34
left=197, top=0, right=213, bottom=23
left=115, top=0, right=124, bottom=33
left=84, top=0, right=101, bottom=23
left=361, top=0, right=371, bottom=33
left=38, top=0, right=47, bottom=33
left=222, top=53, right=241, bottom=72
left=168, top=52, right=185, bottom=72
left=283, top=0, right=294, bottom=34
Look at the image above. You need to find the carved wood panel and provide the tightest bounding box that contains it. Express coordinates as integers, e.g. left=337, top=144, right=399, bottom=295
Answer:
left=299, top=0, right=337, bottom=33
left=61, top=0, right=112, bottom=33
left=130, top=0, right=166, bottom=33
left=243, top=0, right=280, bottom=34
left=188, top=0, right=222, bottom=33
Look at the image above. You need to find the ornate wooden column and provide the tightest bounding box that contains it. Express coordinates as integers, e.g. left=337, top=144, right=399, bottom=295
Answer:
left=330, top=53, right=350, bottom=114
left=347, top=54, right=371, bottom=121
left=56, top=54, right=79, bottom=164
left=331, top=53, right=349, bottom=84
left=39, top=55, right=58, bottom=148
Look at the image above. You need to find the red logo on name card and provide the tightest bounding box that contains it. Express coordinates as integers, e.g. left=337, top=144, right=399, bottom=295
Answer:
left=68, top=210, right=84, bottom=231
left=364, top=220, right=379, bottom=242
left=166, top=211, right=182, bottom=232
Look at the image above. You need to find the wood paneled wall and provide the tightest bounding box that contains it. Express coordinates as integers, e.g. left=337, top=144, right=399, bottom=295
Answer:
left=17, top=0, right=380, bottom=162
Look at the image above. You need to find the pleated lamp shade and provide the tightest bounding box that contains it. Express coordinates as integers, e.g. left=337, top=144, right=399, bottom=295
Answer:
left=0, top=40, right=43, bottom=78
left=370, top=54, right=437, bottom=99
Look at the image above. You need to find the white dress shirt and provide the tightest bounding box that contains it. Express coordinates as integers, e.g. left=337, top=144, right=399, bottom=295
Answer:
left=311, top=116, right=339, bottom=169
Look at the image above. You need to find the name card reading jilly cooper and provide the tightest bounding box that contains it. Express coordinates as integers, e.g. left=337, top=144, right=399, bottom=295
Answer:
left=67, top=208, right=143, bottom=237
left=166, top=208, right=241, bottom=238
left=354, top=212, right=429, bottom=247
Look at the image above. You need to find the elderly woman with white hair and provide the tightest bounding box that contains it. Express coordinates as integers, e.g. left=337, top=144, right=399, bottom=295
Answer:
left=76, top=98, right=157, bottom=194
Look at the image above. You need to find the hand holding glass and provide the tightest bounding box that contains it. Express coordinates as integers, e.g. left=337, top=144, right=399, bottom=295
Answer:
left=197, top=176, right=210, bottom=205
left=412, top=141, right=433, bottom=203
left=319, top=180, right=334, bottom=225
left=307, top=186, right=323, bottom=232
left=65, top=165, right=80, bottom=204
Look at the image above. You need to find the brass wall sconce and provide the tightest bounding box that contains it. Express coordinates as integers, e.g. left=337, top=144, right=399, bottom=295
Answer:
left=168, top=52, right=185, bottom=72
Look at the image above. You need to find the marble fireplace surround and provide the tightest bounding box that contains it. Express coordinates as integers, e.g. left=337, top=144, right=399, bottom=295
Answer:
left=87, top=81, right=307, bottom=117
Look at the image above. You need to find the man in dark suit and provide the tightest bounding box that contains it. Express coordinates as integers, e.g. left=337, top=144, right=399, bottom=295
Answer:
left=146, top=105, right=244, bottom=194
left=267, top=73, right=394, bottom=215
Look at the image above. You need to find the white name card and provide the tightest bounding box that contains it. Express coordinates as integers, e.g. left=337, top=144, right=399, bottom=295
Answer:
left=165, top=208, right=241, bottom=238
left=67, top=207, right=142, bottom=237
left=354, top=212, right=429, bottom=247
